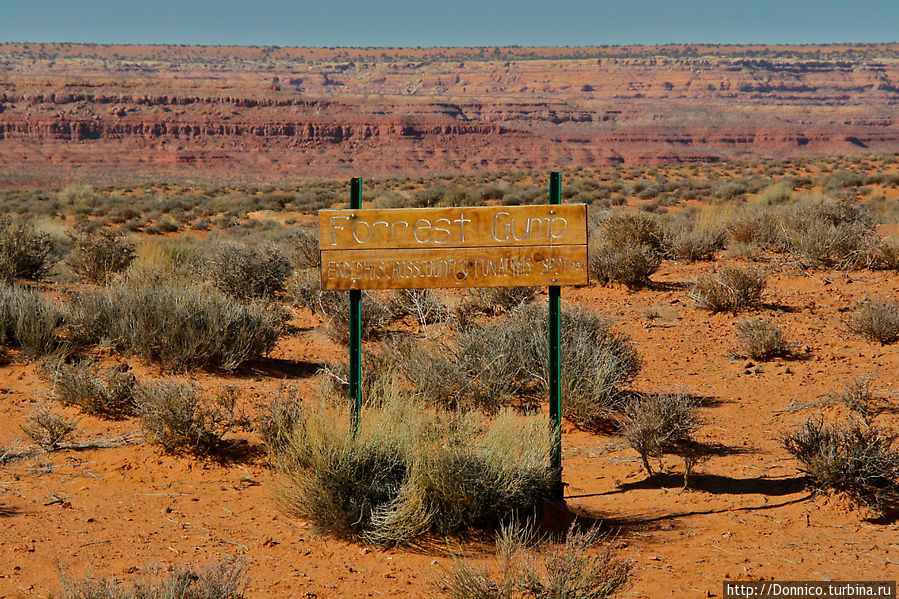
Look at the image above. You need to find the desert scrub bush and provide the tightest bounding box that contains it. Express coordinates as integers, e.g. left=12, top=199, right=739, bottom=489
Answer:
left=57, top=556, right=247, bottom=599
left=781, top=199, right=881, bottom=269
left=826, top=377, right=885, bottom=421
left=437, top=522, right=632, bottom=599
left=269, top=397, right=555, bottom=546
left=664, top=226, right=724, bottom=262
left=619, top=393, right=703, bottom=487
left=735, top=318, right=791, bottom=360
left=455, top=287, right=537, bottom=324
left=65, top=227, right=135, bottom=284
left=588, top=211, right=665, bottom=288
left=386, top=288, right=450, bottom=332
left=848, top=298, right=899, bottom=345
left=783, top=416, right=899, bottom=515
left=756, top=180, right=794, bottom=206
left=126, top=236, right=209, bottom=284
left=0, top=216, right=56, bottom=282
left=691, top=266, right=766, bottom=313
left=66, top=284, right=284, bottom=370
left=0, top=284, right=64, bottom=357
left=21, top=404, right=78, bottom=451
left=589, top=243, right=661, bottom=289
left=395, top=304, right=639, bottom=421
left=42, top=359, right=137, bottom=419
left=207, top=241, right=293, bottom=300
left=136, top=380, right=238, bottom=453
left=289, top=226, right=320, bottom=268
left=320, top=291, right=389, bottom=345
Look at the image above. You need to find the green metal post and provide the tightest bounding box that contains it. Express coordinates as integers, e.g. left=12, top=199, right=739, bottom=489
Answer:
left=549, top=171, right=563, bottom=499
left=349, top=177, right=363, bottom=434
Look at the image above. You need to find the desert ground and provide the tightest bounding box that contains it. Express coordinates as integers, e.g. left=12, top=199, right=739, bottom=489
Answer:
left=0, top=44, right=897, bottom=599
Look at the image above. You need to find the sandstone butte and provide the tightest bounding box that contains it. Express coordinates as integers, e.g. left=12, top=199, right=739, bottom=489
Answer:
left=0, top=42, right=898, bottom=185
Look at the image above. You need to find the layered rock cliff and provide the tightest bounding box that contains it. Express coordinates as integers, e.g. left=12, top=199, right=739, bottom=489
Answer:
left=0, top=43, right=897, bottom=183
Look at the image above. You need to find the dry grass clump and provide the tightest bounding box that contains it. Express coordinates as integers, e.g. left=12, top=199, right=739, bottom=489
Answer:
left=0, top=216, right=56, bottom=282
left=459, top=286, right=537, bottom=319
left=589, top=211, right=664, bottom=288
left=21, top=404, right=78, bottom=451
left=392, top=304, right=639, bottom=420
left=0, top=284, right=64, bottom=358
left=735, top=318, right=791, bottom=360
left=436, top=522, right=632, bottom=599
left=321, top=291, right=390, bottom=345
left=590, top=243, right=662, bottom=289
left=288, top=270, right=389, bottom=344
left=43, top=359, right=138, bottom=419
left=619, top=393, right=703, bottom=487
left=783, top=416, right=899, bottom=516
left=65, top=227, right=135, bottom=284
left=691, top=266, right=766, bottom=313
left=826, top=377, right=885, bottom=420
left=848, top=298, right=899, bottom=345
left=289, top=226, right=320, bottom=269
left=665, top=227, right=723, bottom=262
left=66, top=284, right=284, bottom=370
left=725, top=196, right=886, bottom=269
left=207, top=241, right=293, bottom=300
left=136, top=381, right=239, bottom=454
left=267, top=395, right=555, bottom=546
left=57, top=556, right=247, bottom=599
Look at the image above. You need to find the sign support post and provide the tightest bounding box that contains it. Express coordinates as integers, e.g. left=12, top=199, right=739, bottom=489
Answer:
left=349, top=177, right=363, bottom=434
left=548, top=172, right=563, bottom=499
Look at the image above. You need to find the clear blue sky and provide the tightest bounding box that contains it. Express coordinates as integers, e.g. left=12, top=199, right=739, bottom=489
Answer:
left=0, top=0, right=896, bottom=47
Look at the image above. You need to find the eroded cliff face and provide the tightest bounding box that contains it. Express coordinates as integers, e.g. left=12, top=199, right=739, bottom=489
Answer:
left=0, top=43, right=897, bottom=182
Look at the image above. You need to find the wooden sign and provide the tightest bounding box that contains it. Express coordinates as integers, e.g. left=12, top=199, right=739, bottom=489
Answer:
left=319, top=205, right=588, bottom=290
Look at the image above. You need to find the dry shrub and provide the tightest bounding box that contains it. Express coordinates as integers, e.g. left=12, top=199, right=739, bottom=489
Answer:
left=826, top=377, right=884, bottom=420
left=437, top=522, right=632, bottom=599
left=320, top=290, right=389, bottom=345
left=619, top=393, right=703, bottom=486
left=691, top=266, right=766, bottom=313
left=735, top=318, right=790, bottom=360
left=21, top=404, right=78, bottom=451
left=849, top=298, right=899, bottom=345
left=136, top=381, right=238, bottom=453
left=0, top=284, right=64, bottom=358
left=461, top=286, right=537, bottom=317
left=387, top=288, right=450, bottom=330
left=207, top=241, right=293, bottom=300
left=0, top=216, right=56, bottom=282
left=589, top=211, right=664, bottom=288
left=726, top=197, right=884, bottom=269
left=289, top=226, right=320, bottom=268
left=65, top=227, right=135, bottom=284
left=287, top=269, right=389, bottom=344
left=665, top=228, right=723, bottom=262
left=781, top=199, right=881, bottom=269
left=393, top=304, right=639, bottom=420
left=783, top=416, right=899, bottom=516
left=268, top=396, right=555, bottom=546
left=43, top=359, right=137, bottom=419
left=286, top=268, right=323, bottom=310
left=589, top=243, right=661, bottom=289
left=756, top=180, right=794, bottom=206
left=873, top=238, right=899, bottom=270
left=66, top=284, right=284, bottom=371
left=598, top=211, right=665, bottom=250
left=57, top=556, right=247, bottom=599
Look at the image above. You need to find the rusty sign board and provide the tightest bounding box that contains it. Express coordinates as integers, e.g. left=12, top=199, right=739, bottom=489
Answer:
left=319, top=204, right=588, bottom=290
